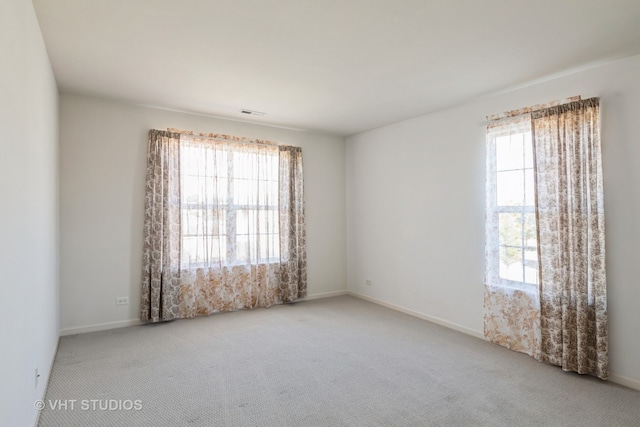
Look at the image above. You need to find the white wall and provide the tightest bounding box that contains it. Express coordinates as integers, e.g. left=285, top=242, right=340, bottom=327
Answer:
left=346, top=54, right=640, bottom=389
left=59, top=94, right=346, bottom=334
left=0, top=0, right=59, bottom=426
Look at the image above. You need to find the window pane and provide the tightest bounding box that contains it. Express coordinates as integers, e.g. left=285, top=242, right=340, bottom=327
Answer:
left=182, top=236, right=224, bottom=264
left=258, top=234, right=280, bottom=261
left=214, top=150, right=229, bottom=177
left=236, top=209, right=247, bottom=235
left=182, top=145, right=227, bottom=178
left=271, top=210, right=280, bottom=234
left=182, top=236, right=203, bottom=263
left=499, top=246, right=523, bottom=282
left=236, top=209, right=258, bottom=235
left=499, top=213, right=523, bottom=247
left=262, top=156, right=278, bottom=181
left=496, top=170, right=524, bottom=206
left=236, top=235, right=249, bottom=263
left=256, top=210, right=266, bottom=234
left=524, top=213, right=537, bottom=248
left=213, top=178, right=228, bottom=204
left=250, top=235, right=258, bottom=261
left=524, top=249, right=539, bottom=285
left=207, top=210, right=224, bottom=236
left=183, top=175, right=201, bottom=204
left=523, top=132, right=533, bottom=168
left=207, top=237, right=222, bottom=261
left=182, top=236, right=199, bottom=264
left=258, top=234, right=270, bottom=260
left=234, top=152, right=255, bottom=179
left=182, top=209, right=200, bottom=235
left=234, top=179, right=257, bottom=205
left=270, top=234, right=280, bottom=259
left=181, top=146, right=201, bottom=173
left=496, top=133, right=524, bottom=171
left=182, top=209, right=226, bottom=237
left=258, top=180, right=278, bottom=206
left=257, top=210, right=279, bottom=234
left=524, top=169, right=535, bottom=206
left=183, top=176, right=228, bottom=205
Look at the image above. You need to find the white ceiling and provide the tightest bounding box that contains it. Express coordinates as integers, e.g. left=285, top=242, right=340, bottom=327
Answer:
left=33, top=0, right=640, bottom=136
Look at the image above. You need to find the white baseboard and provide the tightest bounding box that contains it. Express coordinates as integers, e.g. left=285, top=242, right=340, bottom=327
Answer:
left=60, top=319, right=142, bottom=336
left=300, top=290, right=348, bottom=301
left=609, top=372, right=640, bottom=391
left=347, top=291, right=640, bottom=391
left=347, top=291, right=485, bottom=339
left=58, top=292, right=347, bottom=336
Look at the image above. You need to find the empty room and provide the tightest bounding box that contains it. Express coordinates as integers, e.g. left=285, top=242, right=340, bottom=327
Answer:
left=3, top=0, right=640, bottom=426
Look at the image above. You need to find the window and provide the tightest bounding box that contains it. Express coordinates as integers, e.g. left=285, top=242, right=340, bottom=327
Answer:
left=180, top=140, right=280, bottom=267
left=486, top=117, right=539, bottom=288
left=142, top=129, right=307, bottom=322
left=483, top=98, right=608, bottom=378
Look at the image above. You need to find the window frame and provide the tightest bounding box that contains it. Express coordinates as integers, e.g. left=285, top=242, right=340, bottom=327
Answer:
left=179, top=143, right=281, bottom=268
left=486, top=119, right=539, bottom=291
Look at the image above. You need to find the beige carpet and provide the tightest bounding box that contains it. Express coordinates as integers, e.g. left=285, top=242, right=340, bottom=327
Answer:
left=39, top=296, right=640, bottom=426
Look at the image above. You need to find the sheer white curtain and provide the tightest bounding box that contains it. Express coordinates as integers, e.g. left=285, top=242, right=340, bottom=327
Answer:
left=484, top=116, right=541, bottom=358
left=179, top=135, right=283, bottom=315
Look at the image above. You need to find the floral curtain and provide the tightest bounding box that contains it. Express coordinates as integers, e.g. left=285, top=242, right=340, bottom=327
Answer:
left=484, top=98, right=608, bottom=380
left=531, top=98, right=608, bottom=379
left=141, top=130, right=182, bottom=322
left=141, top=129, right=306, bottom=323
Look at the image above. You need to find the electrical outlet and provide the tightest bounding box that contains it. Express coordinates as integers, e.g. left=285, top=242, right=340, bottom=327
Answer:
left=116, top=297, right=129, bottom=305
left=365, top=279, right=373, bottom=286
left=35, top=368, right=40, bottom=388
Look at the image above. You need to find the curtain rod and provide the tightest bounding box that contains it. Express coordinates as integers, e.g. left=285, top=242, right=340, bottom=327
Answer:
left=480, top=96, right=582, bottom=126
left=162, top=128, right=286, bottom=147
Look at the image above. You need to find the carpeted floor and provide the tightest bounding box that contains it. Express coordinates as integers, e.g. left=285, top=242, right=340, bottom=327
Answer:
left=39, top=295, right=640, bottom=426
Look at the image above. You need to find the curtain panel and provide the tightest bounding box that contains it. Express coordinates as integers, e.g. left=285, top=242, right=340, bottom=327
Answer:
left=141, top=130, right=182, bottom=322
left=531, top=98, right=608, bottom=379
left=141, top=130, right=307, bottom=323
left=277, top=145, right=307, bottom=302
